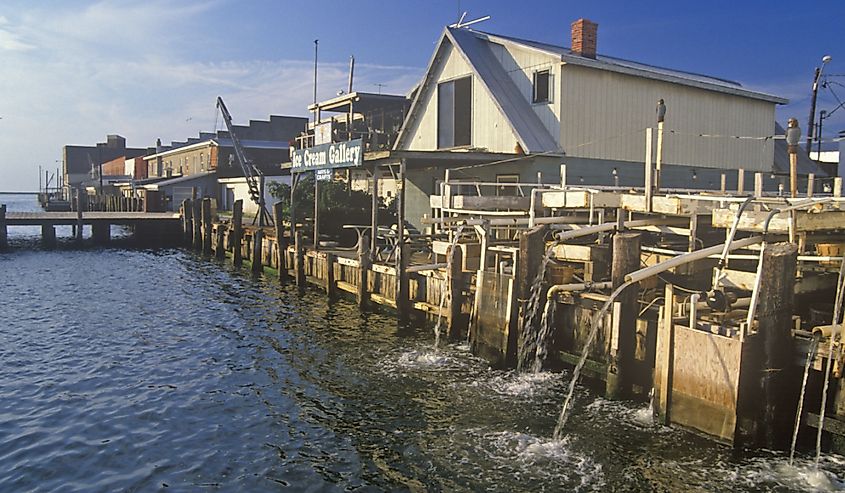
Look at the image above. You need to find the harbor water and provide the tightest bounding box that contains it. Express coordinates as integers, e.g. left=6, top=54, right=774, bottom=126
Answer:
left=2, top=193, right=845, bottom=492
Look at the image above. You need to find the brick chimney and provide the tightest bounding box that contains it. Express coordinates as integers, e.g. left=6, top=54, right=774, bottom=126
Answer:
left=571, top=18, right=598, bottom=59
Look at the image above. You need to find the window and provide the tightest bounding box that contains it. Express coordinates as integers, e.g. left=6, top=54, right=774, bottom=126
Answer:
left=437, top=76, right=472, bottom=148
left=533, top=70, right=551, bottom=103
left=496, top=174, right=520, bottom=197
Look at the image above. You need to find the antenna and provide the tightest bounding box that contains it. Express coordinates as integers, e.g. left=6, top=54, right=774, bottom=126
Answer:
left=373, top=83, right=386, bottom=94
left=449, top=13, right=490, bottom=28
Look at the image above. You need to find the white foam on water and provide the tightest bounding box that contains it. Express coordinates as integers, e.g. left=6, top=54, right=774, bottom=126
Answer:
left=584, top=398, right=669, bottom=432
left=482, top=431, right=604, bottom=491
left=488, top=371, right=557, bottom=398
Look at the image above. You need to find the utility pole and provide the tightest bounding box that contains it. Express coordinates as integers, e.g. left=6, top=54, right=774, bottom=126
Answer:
left=807, top=55, right=832, bottom=157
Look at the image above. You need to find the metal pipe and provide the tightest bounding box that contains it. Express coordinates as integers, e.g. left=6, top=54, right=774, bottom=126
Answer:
left=712, top=196, right=755, bottom=288
left=555, top=217, right=686, bottom=242
left=625, top=236, right=764, bottom=285
left=546, top=281, right=612, bottom=299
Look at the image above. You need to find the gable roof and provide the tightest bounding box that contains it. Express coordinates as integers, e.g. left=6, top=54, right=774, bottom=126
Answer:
left=473, top=30, right=787, bottom=104
left=395, top=27, right=561, bottom=154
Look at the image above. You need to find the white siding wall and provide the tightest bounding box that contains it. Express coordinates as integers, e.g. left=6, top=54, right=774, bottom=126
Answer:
left=488, top=42, right=561, bottom=142
left=560, top=64, right=775, bottom=171
left=401, top=42, right=519, bottom=153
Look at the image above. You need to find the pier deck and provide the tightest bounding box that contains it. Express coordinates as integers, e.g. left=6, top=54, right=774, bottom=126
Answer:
left=6, top=211, right=181, bottom=226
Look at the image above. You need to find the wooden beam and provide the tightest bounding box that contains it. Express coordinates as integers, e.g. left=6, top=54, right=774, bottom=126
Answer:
left=232, top=199, right=243, bottom=268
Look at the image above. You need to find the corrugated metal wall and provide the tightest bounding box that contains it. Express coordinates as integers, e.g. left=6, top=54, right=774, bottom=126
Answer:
left=559, top=64, right=775, bottom=171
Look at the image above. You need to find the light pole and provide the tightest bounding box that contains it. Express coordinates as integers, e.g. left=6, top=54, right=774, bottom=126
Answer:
left=817, top=110, right=827, bottom=158
left=807, top=55, right=832, bottom=156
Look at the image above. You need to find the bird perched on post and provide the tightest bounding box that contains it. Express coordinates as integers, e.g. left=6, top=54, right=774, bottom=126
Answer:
left=656, top=99, right=666, bottom=123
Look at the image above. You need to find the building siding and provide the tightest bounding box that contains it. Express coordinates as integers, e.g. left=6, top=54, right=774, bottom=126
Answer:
left=401, top=42, right=519, bottom=153
left=559, top=63, right=775, bottom=171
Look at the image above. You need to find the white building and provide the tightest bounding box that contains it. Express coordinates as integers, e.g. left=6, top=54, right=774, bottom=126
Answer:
left=395, top=19, right=804, bottom=192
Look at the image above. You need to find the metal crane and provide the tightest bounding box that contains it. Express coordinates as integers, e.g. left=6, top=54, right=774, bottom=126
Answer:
left=216, top=96, right=273, bottom=226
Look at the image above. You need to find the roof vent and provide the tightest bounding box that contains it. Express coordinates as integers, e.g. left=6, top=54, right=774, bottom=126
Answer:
left=571, top=18, right=598, bottom=59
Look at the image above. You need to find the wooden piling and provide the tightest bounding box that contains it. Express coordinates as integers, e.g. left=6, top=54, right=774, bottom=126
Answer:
left=447, top=244, right=465, bottom=340
left=232, top=199, right=244, bottom=268
left=295, top=230, right=305, bottom=290
left=516, top=225, right=547, bottom=370
left=252, top=228, right=264, bottom=275
left=75, top=188, right=83, bottom=243
left=201, top=198, right=212, bottom=255
left=273, top=201, right=288, bottom=281
left=357, top=235, right=370, bottom=309
left=41, top=224, right=56, bottom=249
left=756, top=242, right=798, bottom=449
left=92, top=223, right=110, bottom=244
left=606, top=232, right=641, bottom=400
left=0, top=204, right=7, bottom=251
left=215, top=223, right=225, bottom=260
left=181, top=199, right=192, bottom=245
left=192, top=199, right=202, bottom=251
left=395, top=159, right=410, bottom=324
left=325, top=252, right=336, bottom=298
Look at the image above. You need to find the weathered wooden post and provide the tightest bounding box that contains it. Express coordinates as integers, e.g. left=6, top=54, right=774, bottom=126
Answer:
left=201, top=198, right=212, bottom=255
left=756, top=242, right=798, bottom=449
left=75, top=188, right=83, bottom=244
left=92, top=223, right=110, bottom=244
left=516, top=225, right=547, bottom=370
left=252, top=227, right=264, bottom=275
left=0, top=204, right=7, bottom=251
left=447, top=244, right=465, bottom=340
left=182, top=199, right=193, bottom=245
left=295, top=229, right=305, bottom=290
left=273, top=201, right=288, bottom=281
left=215, top=223, right=225, bottom=260
left=192, top=199, right=202, bottom=251
left=357, top=235, right=370, bottom=309
left=325, top=252, right=336, bottom=299
left=232, top=199, right=244, bottom=268
left=395, top=159, right=410, bottom=324
left=42, top=224, right=57, bottom=249
left=606, top=232, right=642, bottom=400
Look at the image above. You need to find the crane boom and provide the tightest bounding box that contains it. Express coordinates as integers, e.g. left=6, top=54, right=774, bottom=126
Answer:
left=216, top=96, right=273, bottom=226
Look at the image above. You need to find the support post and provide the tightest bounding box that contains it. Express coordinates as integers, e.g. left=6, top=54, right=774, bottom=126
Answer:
left=606, top=232, right=642, bottom=400
left=325, top=252, right=336, bottom=299
left=192, top=199, right=202, bottom=251
left=75, top=188, right=83, bottom=244
left=232, top=199, right=244, bottom=268
left=835, top=177, right=843, bottom=199
left=370, top=166, right=379, bottom=261
left=273, top=201, right=288, bottom=281
left=396, top=159, right=409, bottom=324
left=754, top=172, right=763, bottom=197
left=0, top=204, right=7, bottom=251
left=92, top=223, right=110, bottom=244
left=357, top=235, right=370, bottom=309
left=295, top=230, right=305, bottom=290
left=720, top=173, right=727, bottom=194
left=447, top=244, right=465, bottom=340
left=644, top=127, right=653, bottom=212
left=807, top=173, right=815, bottom=198
left=756, top=242, right=798, bottom=449
left=737, top=168, right=745, bottom=195
left=41, top=224, right=57, bottom=249
left=654, top=283, right=675, bottom=424
left=181, top=199, right=192, bottom=245
left=201, top=198, right=212, bottom=255
left=655, top=120, right=664, bottom=191
left=789, top=153, right=798, bottom=198
left=251, top=227, right=264, bottom=275
left=215, top=223, right=225, bottom=260
left=313, top=173, right=320, bottom=250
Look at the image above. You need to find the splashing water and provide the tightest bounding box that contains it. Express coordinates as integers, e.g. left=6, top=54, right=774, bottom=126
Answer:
left=517, top=241, right=557, bottom=372
left=531, top=298, right=557, bottom=373
left=554, top=282, right=629, bottom=439
left=433, top=225, right=465, bottom=350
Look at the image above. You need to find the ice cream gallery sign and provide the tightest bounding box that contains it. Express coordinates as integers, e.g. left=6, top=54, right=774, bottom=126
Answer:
left=291, top=139, right=363, bottom=172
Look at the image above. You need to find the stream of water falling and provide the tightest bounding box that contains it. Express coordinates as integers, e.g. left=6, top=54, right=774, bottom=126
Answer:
left=792, top=332, right=823, bottom=465
left=433, top=225, right=464, bottom=349
left=516, top=242, right=557, bottom=372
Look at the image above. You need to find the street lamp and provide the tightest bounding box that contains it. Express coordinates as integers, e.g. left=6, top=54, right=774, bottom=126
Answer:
left=807, top=55, right=832, bottom=156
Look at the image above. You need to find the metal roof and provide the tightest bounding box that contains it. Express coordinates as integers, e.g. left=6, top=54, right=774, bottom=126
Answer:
left=472, top=30, right=787, bottom=104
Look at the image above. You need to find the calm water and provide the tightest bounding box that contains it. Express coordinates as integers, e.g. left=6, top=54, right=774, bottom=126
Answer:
left=2, top=192, right=845, bottom=492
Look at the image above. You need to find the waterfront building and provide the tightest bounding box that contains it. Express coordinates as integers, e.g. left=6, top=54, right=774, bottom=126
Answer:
left=62, top=134, right=148, bottom=194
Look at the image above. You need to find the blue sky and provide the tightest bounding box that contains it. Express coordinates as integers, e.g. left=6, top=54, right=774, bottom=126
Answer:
left=0, top=0, right=843, bottom=190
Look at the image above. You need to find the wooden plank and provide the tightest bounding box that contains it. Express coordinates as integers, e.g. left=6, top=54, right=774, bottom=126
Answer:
left=370, top=292, right=397, bottom=309
left=336, top=280, right=357, bottom=294
left=540, top=190, right=620, bottom=209
left=452, top=195, right=530, bottom=210
left=372, top=263, right=396, bottom=275
left=712, top=208, right=845, bottom=233
left=337, top=256, right=360, bottom=267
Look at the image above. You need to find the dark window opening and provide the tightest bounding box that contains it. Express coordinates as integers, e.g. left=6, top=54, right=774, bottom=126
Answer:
left=533, top=70, right=550, bottom=103
left=438, top=76, right=472, bottom=148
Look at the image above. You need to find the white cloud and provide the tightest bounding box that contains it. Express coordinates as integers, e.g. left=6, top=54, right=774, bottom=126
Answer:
left=0, top=1, right=423, bottom=191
